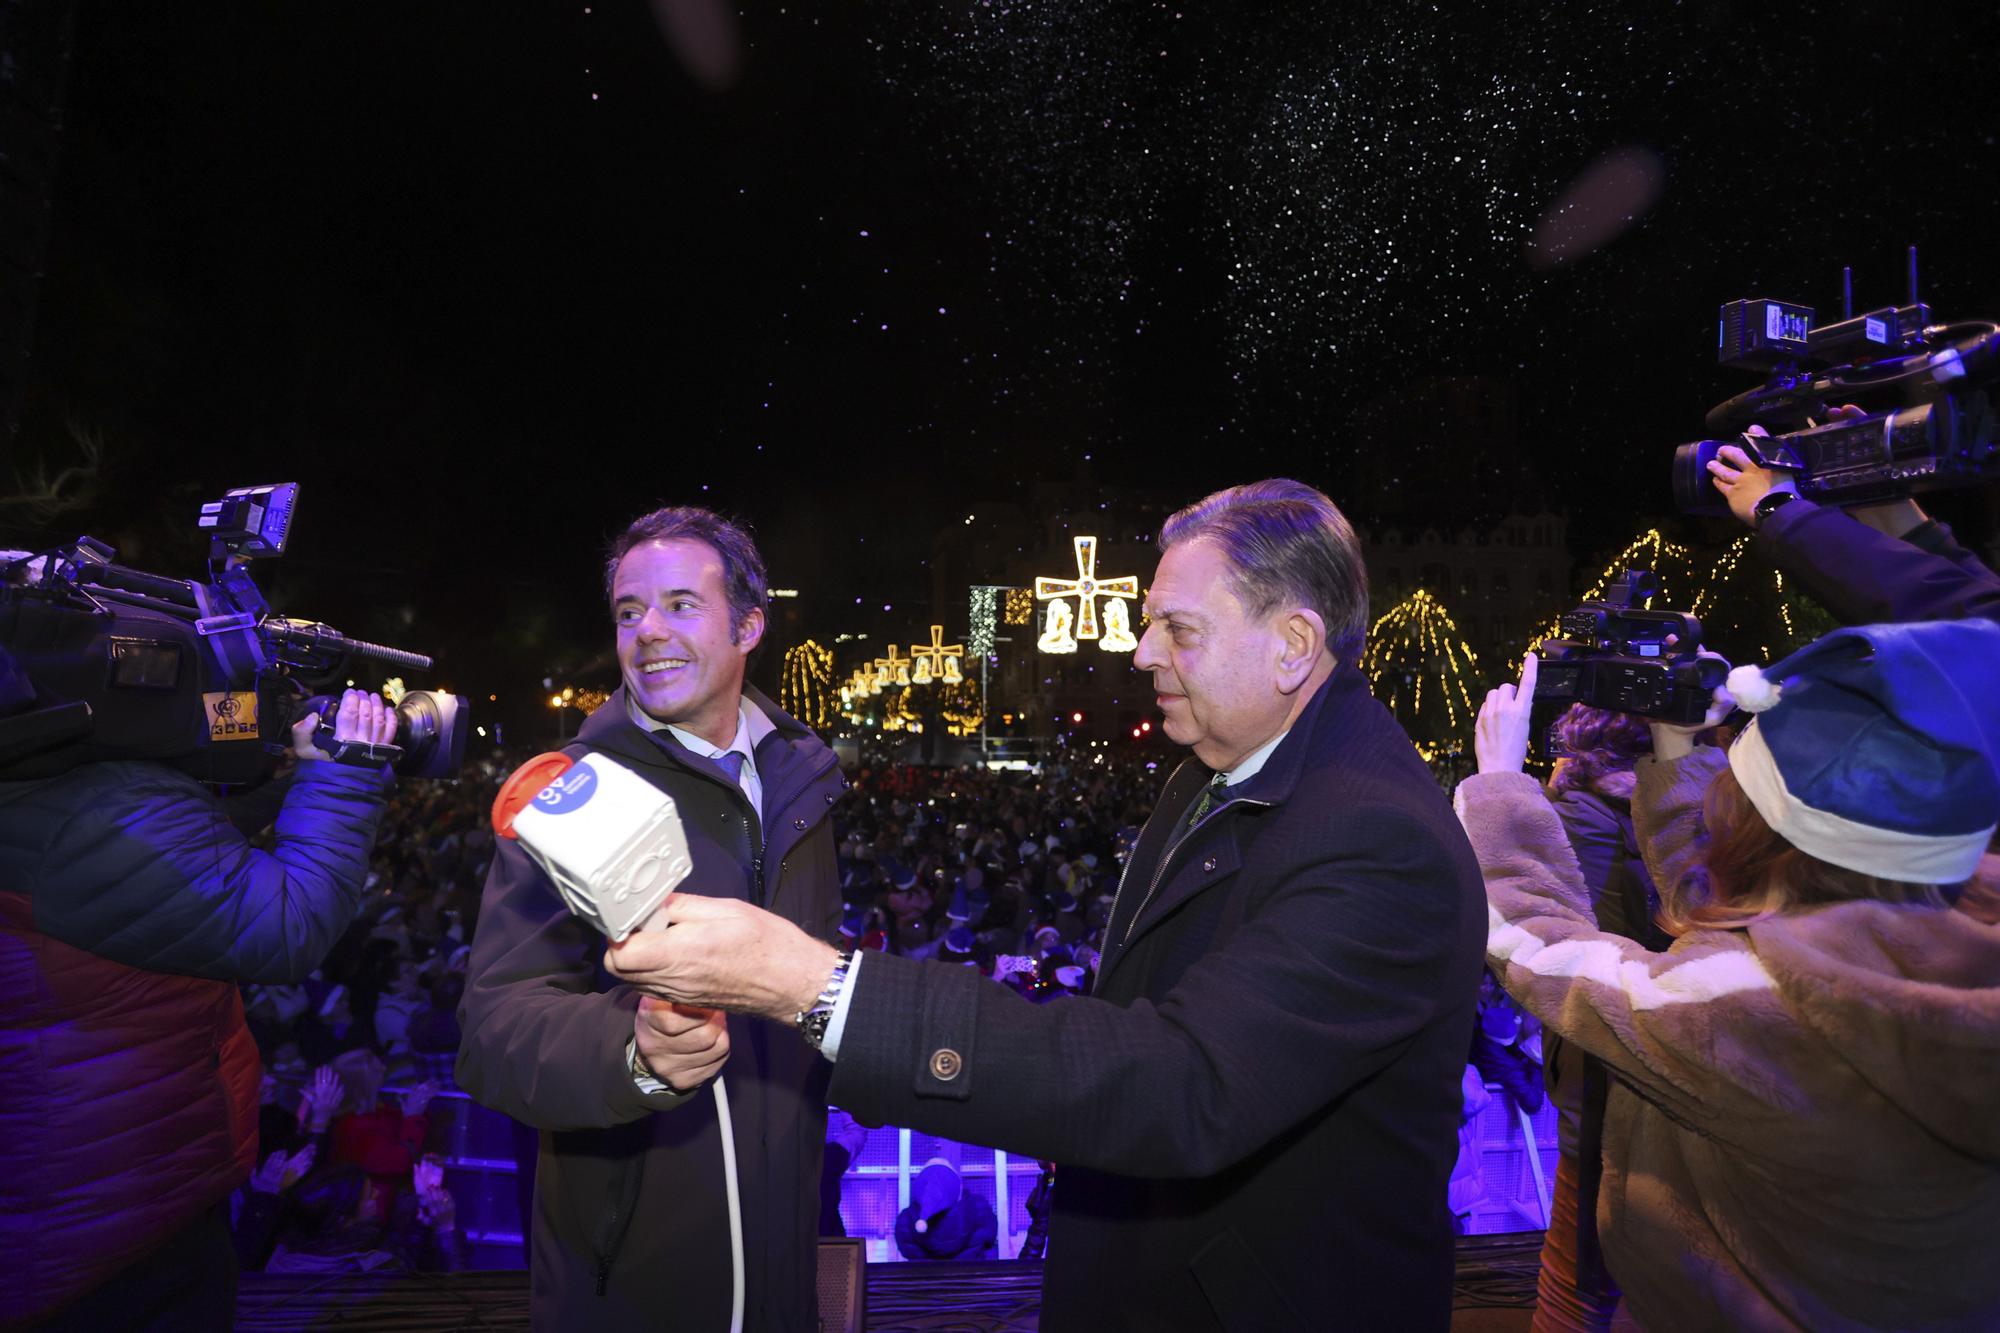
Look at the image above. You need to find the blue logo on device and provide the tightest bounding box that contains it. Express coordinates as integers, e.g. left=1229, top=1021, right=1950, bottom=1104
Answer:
left=534, top=766, right=598, bottom=815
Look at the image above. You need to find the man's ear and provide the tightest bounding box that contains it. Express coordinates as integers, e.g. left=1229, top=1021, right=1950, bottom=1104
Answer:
left=736, top=605, right=766, bottom=654
left=1275, top=608, right=1326, bottom=694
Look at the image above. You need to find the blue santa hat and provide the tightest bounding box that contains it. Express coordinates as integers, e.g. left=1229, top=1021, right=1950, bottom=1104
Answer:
left=1722, top=619, right=2000, bottom=885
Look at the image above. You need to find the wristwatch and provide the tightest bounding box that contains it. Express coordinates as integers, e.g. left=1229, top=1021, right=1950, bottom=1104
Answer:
left=795, top=950, right=855, bottom=1051
left=1752, top=490, right=1800, bottom=529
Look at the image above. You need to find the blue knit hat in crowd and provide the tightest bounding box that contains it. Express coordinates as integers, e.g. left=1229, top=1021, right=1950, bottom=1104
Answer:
left=1723, top=619, right=2000, bottom=884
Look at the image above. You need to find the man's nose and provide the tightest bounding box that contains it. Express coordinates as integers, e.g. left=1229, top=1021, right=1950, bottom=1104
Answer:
left=1132, top=619, right=1165, bottom=672
left=635, top=606, right=671, bottom=639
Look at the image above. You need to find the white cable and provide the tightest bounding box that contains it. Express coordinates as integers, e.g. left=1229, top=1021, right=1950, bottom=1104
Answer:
left=711, top=1074, right=746, bottom=1333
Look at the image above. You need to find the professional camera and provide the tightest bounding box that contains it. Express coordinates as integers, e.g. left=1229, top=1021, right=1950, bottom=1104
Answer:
left=0, top=483, right=468, bottom=784
left=1533, top=570, right=1727, bottom=725
left=1673, top=250, right=2000, bottom=516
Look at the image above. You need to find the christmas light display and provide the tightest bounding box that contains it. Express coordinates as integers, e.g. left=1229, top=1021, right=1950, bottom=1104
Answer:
left=1035, top=535, right=1139, bottom=654
left=937, top=678, right=984, bottom=736
left=874, top=646, right=912, bottom=687
left=1527, top=527, right=1821, bottom=668
left=968, top=586, right=1000, bottom=657
left=781, top=640, right=835, bottom=730
left=1364, top=589, right=1484, bottom=757
left=910, top=625, right=965, bottom=685
left=1099, top=597, right=1139, bottom=652
left=1004, top=587, right=1035, bottom=626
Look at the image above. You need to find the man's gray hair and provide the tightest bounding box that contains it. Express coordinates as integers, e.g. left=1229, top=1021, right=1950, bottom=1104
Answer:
left=1159, top=479, right=1368, bottom=658
left=605, top=505, right=768, bottom=640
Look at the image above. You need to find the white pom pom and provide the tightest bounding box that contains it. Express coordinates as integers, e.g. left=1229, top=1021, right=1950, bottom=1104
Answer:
left=914, top=1219, right=928, bottom=1233
left=1727, top=664, right=1783, bottom=713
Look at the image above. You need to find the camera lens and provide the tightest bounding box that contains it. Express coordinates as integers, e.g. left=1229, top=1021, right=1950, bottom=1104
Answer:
left=1672, top=440, right=1731, bottom=517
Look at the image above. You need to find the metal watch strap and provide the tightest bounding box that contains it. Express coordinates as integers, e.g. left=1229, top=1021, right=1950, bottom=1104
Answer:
left=796, top=949, right=854, bottom=1051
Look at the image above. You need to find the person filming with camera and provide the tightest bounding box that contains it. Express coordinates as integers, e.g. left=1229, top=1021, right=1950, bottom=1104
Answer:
left=1457, top=620, right=2000, bottom=1331
left=0, top=674, right=398, bottom=1330
left=1701, top=405, right=2000, bottom=626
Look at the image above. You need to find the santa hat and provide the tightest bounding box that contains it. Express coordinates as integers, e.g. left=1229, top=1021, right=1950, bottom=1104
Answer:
left=1723, top=620, right=2000, bottom=884
left=910, top=1159, right=961, bottom=1231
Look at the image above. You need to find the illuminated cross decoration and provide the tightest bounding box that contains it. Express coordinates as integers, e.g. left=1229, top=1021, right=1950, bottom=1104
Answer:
left=874, top=646, right=912, bottom=687
left=910, top=625, right=964, bottom=685
left=1035, top=535, right=1140, bottom=654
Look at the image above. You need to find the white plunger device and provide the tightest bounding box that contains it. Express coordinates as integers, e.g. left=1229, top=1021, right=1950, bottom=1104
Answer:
left=506, top=752, right=695, bottom=941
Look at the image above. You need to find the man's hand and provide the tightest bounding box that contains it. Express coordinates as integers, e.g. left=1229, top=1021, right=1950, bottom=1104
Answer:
left=632, top=996, right=731, bottom=1091
left=606, top=893, right=840, bottom=1024
left=291, top=688, right=399, bottom=763
left=1473, top=652, right=1538, bottom=776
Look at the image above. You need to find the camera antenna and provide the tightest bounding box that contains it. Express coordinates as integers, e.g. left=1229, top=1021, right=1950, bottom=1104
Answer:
left=1841, top=265, right=1853, bottom=321
left=1907, top=244, right=1920, bottom=306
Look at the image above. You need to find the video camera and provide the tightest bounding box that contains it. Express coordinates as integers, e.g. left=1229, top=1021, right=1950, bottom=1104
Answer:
left=1533, top=569, right=1727, bottom=726
left=0, top=483, right=468, bottom=784
left=1673, top=249, right=2000, bottom=515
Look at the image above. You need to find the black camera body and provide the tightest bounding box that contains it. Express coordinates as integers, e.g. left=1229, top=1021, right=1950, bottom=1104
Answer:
left=1673, top=263, right=2000, bottom=516
left=0, top=484, right=467, bottom=784
left=1533, top=571, right=1726, bottom=725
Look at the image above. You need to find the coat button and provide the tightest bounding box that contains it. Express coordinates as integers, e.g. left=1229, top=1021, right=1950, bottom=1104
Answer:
left=794, top=817, right=808, bottom=830
left=825, top=793, right=837, bottom=804
left=928, top=1048, right=963, bottom=1081
left=1202, top=856, right=1217, bottom=873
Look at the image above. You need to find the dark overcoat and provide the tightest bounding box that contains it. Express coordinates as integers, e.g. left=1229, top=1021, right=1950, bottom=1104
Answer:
left=830, top=664, right=1487, bottom=1332
left=457, top=685, right=845, bottom=1332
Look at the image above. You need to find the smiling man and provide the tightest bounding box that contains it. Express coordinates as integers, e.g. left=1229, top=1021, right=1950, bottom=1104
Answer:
left=604, top=480, right=1488, bottom=1332
left=457, top=506, right=845, bottom=1333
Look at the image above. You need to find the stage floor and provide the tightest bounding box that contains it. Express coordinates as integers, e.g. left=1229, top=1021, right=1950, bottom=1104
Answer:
left=234, top=1232, right=1543, bottom=1331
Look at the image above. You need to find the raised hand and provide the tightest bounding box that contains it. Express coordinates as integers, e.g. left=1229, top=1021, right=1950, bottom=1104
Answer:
left=400, top=1079, right=441, bottom=1119
left=1473, top=652, right=1539, bottom=776
left=298, top=1066, right=344, bottom=1132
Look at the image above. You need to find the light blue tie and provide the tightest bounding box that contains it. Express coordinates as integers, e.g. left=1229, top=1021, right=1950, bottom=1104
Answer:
left=714, top=750, right=747, bottom=787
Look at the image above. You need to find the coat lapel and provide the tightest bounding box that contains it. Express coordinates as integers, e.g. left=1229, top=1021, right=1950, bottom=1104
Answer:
left=1098, top=668, right=1360, bottom=985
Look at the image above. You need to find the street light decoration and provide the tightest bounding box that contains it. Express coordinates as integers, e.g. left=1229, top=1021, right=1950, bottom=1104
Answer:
left=910, top=625, right=964, bottom=685
left=1035, top=535, right=1139, bottom=654
left=873, top=646, right=912, bottom=687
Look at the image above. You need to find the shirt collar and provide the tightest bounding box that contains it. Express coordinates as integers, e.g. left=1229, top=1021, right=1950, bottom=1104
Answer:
left=625, top=693, right=773, bottom=766
left=1218, top=727, right=1289, bottom=787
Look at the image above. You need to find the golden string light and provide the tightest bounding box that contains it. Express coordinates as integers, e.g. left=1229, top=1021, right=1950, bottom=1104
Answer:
left=1364, top=588, right=1485, bottom=753
left=780, top=640, right=835, bottom=730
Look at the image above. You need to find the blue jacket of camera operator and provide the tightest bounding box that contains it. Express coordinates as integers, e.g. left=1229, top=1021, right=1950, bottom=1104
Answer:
left=0, top=756, right=389, bottom=1326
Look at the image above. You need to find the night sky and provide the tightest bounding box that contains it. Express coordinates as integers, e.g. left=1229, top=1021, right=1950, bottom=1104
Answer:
left=9, top=1, right=1999, bottom=735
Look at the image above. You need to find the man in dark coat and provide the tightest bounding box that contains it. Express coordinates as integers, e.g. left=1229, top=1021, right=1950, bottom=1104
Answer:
left=457, top=506, right=844, bottom=1333
left=608, top=480, right=1488, bottom=1332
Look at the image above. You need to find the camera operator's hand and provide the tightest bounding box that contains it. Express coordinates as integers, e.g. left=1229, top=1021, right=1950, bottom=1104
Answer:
left=1474, top=652, right=1538, bottom=776
left=291, top=688, right=398, bottom=763
left=1646, top=637, right=1736, bottom=761
left=1706, top=433, right=1796, bottom=527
